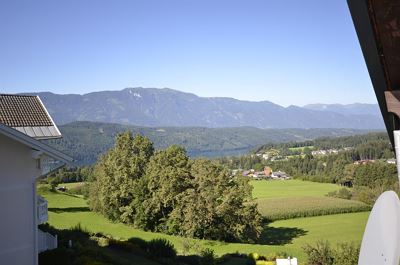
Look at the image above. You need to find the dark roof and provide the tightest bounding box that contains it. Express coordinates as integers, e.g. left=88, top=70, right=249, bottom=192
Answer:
left=348, top=0, right=400, bottom=148
left=0, top=94, right=61, bottom=139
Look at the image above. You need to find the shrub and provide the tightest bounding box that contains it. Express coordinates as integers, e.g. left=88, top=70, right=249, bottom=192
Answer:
left=249, top=252, right=260, bottom=260
left=304, top=241, right=359, bottom=265
left=265, top=252, right=289, bottom=261
left=327, top=188, right=352, bottom=200
left=332, top=242, right=359, bottom=265
left=352, top=186, right=381, bottom=205
left=303, top=241, right=334, bottom=265
left=200, top=248, right=216, bottom=265
left=147, top=238, right=177, bottom=258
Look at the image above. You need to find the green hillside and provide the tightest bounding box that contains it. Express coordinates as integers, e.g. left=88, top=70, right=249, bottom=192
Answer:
left=45, top=121, right=372, bottom=165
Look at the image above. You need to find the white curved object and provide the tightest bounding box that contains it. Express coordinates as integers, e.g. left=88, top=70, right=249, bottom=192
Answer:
left=358, top=191, right=400, bottom=265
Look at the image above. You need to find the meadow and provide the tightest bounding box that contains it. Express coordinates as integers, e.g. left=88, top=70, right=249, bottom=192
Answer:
left=40, top=180, right=370, bottom=263
left=252, top=179, right=341, bottom=199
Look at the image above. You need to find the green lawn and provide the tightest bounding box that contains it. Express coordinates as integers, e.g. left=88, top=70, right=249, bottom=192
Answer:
left=251, top=180, right=341, bottom=199
left=41, top=189, right=369, bottom=262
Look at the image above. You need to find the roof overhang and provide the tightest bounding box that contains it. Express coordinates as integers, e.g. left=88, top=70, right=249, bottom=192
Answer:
left=347, top=0, right=400, bottom=148
left=0, top=122, right=73, bottom=164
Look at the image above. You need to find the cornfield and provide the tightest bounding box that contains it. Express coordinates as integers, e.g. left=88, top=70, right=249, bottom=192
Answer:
left=257, top=196, right=371, bottom=221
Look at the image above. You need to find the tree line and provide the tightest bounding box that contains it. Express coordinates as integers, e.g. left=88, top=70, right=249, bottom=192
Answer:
left=87, top=132, right=263, bottom=243
left=219, top=132, right=398, bottom=205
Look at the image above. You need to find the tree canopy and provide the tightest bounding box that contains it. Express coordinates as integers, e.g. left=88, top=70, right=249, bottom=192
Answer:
left=89, top=131, right=262, bottom=242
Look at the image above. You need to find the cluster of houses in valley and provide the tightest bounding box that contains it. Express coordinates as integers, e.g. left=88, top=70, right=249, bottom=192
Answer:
left=233, top=166, right=291, bottom=180
left=256, top=147, right=356, bottom=161
left=311, top=147, right=353, bottom=156
left=353, top=158, right=396, bottom=165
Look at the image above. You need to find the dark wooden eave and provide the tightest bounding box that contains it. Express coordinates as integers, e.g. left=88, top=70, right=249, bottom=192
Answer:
left=348, top=0, right=400, bottom=148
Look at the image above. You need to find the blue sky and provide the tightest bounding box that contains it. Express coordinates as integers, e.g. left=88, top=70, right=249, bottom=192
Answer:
left=0, top=0, right=376, bottom=106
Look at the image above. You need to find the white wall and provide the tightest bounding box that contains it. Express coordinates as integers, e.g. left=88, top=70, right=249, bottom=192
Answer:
left=0, top=133, right=40, bottom=265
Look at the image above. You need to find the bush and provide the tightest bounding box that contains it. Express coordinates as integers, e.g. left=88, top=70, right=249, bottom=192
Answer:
left=147, top=238, right=176, bottom=259
left=303, top=241, right=334, bottom=265
left=327, top=188, right=352, bottom=200
left=304, top=241, right=359, bottom=265
left=332, top=242, right=359, bottom=265
left=249, top=252, right=260, bottom=260
left=352, top=186, right=380, bottom=205
left=200, top=248, right=216, bottom=265
left=265, top=252, right=289, bottom=261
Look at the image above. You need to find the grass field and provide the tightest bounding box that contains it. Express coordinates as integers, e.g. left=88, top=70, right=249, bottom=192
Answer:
left=252, top=180, right=341, bottom=199
left=40, top=187, right=369, bottom=263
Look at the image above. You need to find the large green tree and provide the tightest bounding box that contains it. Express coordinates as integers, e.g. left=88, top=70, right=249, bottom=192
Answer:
left=137, top=145, right=191, bottom=231
left=138, top=155, right=262, bottom=242
left=89, top=132, right=154, bottom=223
left=168, top=159, right=262, bottom=242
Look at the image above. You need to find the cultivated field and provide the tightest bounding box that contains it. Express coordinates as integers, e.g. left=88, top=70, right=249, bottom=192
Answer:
left=257, top=196, right=370, bottom=220
left=40, top=180, right=370, bottom=263
left=252, top=180, right=370, bottom=220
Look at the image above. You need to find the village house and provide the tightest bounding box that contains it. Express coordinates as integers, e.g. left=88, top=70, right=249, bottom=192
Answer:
left=387, top=158, right=396, bottom=164
left=264, top=166, right=272, bottom=177
left=271, top=171, right=290, bottom=180
left=353, top=159, right=376, bottom=165
left=0, top=94, right=72, bottom=265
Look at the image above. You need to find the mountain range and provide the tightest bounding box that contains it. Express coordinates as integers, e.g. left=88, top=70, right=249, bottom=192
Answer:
left=24, top=87, right=384, bottom=129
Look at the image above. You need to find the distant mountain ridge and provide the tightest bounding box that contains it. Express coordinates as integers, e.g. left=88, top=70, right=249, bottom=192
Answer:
left=303, top=103, right=381, bottom=117
left=23, top=87, right=384, bottom=129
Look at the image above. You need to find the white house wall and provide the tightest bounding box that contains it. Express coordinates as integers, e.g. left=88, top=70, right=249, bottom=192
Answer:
left=0, top=133, right=39, bottom=265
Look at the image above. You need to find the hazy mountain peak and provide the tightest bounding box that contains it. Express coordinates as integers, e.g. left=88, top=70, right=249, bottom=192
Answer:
left=24, top=88, right=383, bottom=129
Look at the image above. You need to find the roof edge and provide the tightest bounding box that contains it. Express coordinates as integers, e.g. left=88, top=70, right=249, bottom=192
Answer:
left=36, top=96, right=62, bottom=137
left=0, top=123, right=73, bottom=164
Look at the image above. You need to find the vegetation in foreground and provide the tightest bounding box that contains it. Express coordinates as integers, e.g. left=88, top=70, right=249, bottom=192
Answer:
left=40, top=132, right=381, bottom=264
left=40, top=223, right=263, bottom=265
left=303, top=241, right=359, bottom=265
left=39, top=184, right=369, bottom=263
